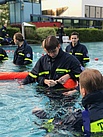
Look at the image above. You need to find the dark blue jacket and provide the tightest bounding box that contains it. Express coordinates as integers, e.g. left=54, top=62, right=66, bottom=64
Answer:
left=0, top=25, right=7, bottom=38
left=0, top=47, right=8, bottom=62
left=65, top=41, right=90, bottom=67
left=13, top=40, right=33, bottom=65
left=22, top=48, right=82, bottom=87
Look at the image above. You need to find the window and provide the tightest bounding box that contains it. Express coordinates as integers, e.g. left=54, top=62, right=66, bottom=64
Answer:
left=101, top=8, right=103, bottom=18
left=24, top=0, right=40, bottom=3
left=79, top=20, right=87, bottom=28
left=73, top=20, right=79, bottom=28
left=63, top=19, right=71, bottom=28
left=90, top=6, right=95, bottom=18
left=96, top=7, right=100, bottom=18
left=74, top=20, right=79, bottom=23
left=85, top=5, right=89, bottom=17
left=89, top=20, right=94, bottom=27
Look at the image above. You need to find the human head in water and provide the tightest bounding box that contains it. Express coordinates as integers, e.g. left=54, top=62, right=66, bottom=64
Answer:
left=79, top=68, right=103, bottom=97
left=13, top=32, right=24, bottom=46
left=70, top=31, right=79, bottom=47
left=42, top=36, right=60, bottom=58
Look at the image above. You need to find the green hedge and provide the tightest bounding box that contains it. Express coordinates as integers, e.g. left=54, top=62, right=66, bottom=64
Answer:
left=6, top=27, right=103, bottom=43
left=7, top=27, right=20, bottom=39
left=22, top=27, right=56, bottom=44
left=36, top=27, right=56, bottom=42
left=63, top=28, right=103, bottom=42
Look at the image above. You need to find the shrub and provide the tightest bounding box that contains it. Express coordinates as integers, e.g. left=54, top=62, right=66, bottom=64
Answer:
left=36, top=27, right=56, bottom=42
left=25, top=26, right=36, bottom=39
left=63, top=28, right=103, bottom=42
left=7, top=27, right=20, bottom=39
left=6, top=26, right=103, bottom=44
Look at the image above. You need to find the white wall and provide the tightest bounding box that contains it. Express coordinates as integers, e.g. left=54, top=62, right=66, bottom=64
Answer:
left=42, top=0, right=103, bottom=17
left=42, top=0, right=68, bottom=10
left=42, top=0, right=82, bottom=17
left=67, top=0, right=82, bottom=17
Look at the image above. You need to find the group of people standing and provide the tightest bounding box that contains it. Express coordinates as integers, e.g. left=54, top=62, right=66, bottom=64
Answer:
left=1, top=30, right=103, bottom=136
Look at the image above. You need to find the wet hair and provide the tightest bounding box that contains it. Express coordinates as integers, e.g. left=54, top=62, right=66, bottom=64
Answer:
left=71, top=31, right=79, bottom=38
left=79, top=68, right=103, bottom=93
left=42, top=36, right=59, bottom=51
left=14, top=32, right=24, bottom=42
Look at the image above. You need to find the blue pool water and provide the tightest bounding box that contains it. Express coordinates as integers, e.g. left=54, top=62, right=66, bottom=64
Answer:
left=0, top=42, right=103, bottom=137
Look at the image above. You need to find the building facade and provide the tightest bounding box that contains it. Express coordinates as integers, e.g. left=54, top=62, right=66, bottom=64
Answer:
left=40, top=0, right=103, bottom=28
left=42, top=0, right=103, bottom=18
left=1, top=0, right=103, bottom=28
left=9, top=0, right=41, bottom=24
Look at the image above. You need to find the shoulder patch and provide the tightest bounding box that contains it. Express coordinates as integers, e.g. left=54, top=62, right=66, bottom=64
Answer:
left=26, top=53, right=31, bottom=57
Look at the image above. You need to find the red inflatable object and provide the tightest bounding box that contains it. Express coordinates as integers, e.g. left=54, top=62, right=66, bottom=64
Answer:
left=63, top=78, right=77, bottom=89
left=0, top=72, right=29, bottom=80
left=94, top=58, right=98, bottom=61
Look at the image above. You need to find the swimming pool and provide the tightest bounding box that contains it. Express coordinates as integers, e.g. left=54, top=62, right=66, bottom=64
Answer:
left=0, top=42, right=103, bottom=137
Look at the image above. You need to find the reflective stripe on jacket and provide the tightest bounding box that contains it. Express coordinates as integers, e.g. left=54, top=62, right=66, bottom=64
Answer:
left=13, top=40, right=33, bottom=65
left=0, top=47, right=8, bottom=61
left=23, top=48, right=82, bottom=86
left=62, top=90, right=103, bottom=133
left=66, top=41, right=90, bottom=67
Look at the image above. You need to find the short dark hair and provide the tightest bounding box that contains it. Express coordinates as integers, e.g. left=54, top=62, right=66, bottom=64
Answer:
left=71, top=32, right=79, bottom=38
left=42, top=36, right=59, bottom=51
left=14, top=32, right=24, bottom=42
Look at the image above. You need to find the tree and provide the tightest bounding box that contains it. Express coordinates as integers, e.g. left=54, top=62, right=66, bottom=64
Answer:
left=0, top=3, right=9, bottom=25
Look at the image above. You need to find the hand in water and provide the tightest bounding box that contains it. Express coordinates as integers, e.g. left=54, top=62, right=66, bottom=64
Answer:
left=44, top=79, right=57, bottom=87
left=62, top=89, right=77, bottom=96
left=16, top=80, right=24, bottom=88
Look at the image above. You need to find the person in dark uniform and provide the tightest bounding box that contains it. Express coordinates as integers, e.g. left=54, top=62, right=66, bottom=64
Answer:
left=0, top=23, right=8, bottom=38
left=22, top=35, right=82, bottom=89
left=0, top=23, right=12, bottom=44
left=57, top=23, right=64, bottom=43
left=32, top=68, right=103, bottom=136
left=65, top=31, right=90, bottom=68
left=13, top=32, right=33, bottom=65
left=0, top=47, right=8, bottom=62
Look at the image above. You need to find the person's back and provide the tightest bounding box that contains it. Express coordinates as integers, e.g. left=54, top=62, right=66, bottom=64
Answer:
left=65, top=31, right=90, bottom=67
left=13, top=32, right=33, bottom=65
